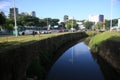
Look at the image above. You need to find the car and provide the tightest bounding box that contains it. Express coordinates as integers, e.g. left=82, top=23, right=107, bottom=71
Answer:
left=41, top=30, right=51, bottom=34
left=57, top=29, right=62, bottom=32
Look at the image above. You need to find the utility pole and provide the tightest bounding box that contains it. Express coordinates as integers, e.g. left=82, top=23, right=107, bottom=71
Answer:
left=13, top=0, right=18, bottom=36
left=47, top=18, right=49, bottom=30
left=47, top=18, right=48, bottom=27
left=110, top=0, right=113, bottom=31
left=72, top=16, right=74, bottom=32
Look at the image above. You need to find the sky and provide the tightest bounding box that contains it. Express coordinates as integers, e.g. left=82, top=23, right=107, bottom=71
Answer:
left=0, top=0, right=120, bottom=22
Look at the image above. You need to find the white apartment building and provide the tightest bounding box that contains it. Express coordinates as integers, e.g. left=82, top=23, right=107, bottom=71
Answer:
left=118, top=18, right=120, bottom=27
left=88, top=14, right=104, bottom=24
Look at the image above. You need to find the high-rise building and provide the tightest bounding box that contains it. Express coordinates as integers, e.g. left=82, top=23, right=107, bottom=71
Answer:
left=88, top=14, right=104, bottom=24
left=9, top=7, right=19, bottom=18
left=30, top=11, right=36, bottom=17
left=64, top=15, right=69, bottom=22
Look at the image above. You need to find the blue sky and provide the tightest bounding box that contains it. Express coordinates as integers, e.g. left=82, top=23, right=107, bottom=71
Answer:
left=0, top=0, right=120, bottom=22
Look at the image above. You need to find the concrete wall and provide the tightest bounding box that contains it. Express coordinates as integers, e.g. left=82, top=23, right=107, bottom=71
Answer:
left=0, top=32, right=87, bottom=80
left=97, top=40, right=120, bottom=71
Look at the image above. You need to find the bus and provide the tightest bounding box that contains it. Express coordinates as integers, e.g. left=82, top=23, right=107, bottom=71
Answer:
left=13, top=26, right=41, bottom=35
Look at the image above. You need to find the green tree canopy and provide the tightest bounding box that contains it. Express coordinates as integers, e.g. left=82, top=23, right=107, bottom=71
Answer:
left=39, top=19, right=47, bottom=27
left=0, top=12, right=6, bottom=30
left=83, top=21, right=94, bottom=29
left=66, top=19, right=78, bottom=29
left=51, top=18, right=59, bottom=26
left=105, top=20, right=110, bottom=28
left=44, top=18, right=59, bottom=27
left=17, top=15, right=40, bottom=26
left=59, top=22, right=66, bottom=29
left=93, top=22, right=104, bottom=30
left=105, top=19, right=118, bottom=29
left=112, top=19, right=118, bottom=26
left=5, top=18, right=14, bottom=31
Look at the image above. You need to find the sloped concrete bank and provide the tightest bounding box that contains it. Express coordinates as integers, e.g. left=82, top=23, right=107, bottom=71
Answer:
left=0, top=32, right=87, bottom=80
left=92, top=53, right=120, bottom=80
left=97, top=40, right=120, bottom=71
left=91, top=40, right=120, bottom=75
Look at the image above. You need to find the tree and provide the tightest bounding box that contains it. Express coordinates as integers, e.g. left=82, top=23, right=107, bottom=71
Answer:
left=44, top=18, right=52, bottom=26
left=93, top=22, right=104, bottom=30
left=105, top=20, right=110, bottom=29
left=41, top=18, right=60, bottom=28
left=112, top=19, right=118, bottom=26
left=83, top=21, right=94, bottom=30
left=39, top=19, right=47, bottom=27
left=59, top=22, right=66, bottom=29
left=66, top=19, right=78, bottom=29
left=51, top=18, right=59, bottom=26
left=0, top=12, right=6, bottom=30
left=5, top=18, right=14, bottom=31
left=17, top=15, right=40, bottom=26
left=105, top=19, right=118, bottom=29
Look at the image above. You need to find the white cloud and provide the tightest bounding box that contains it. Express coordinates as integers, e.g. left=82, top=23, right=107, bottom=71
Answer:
left=0, top=1, right=11, bottom=10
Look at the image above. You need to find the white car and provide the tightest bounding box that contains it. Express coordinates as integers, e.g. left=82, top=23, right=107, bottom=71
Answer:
left=41, top=30, right=51, bottom=34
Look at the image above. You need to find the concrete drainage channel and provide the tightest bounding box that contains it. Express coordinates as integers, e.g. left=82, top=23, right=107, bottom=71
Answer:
left=0, top=32, right=88, bottom=80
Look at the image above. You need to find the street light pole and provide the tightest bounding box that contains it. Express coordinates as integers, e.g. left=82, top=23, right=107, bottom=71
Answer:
left=13, top=0, right=18, bottom=36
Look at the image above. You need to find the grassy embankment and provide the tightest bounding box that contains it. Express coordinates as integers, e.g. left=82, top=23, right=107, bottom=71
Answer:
left=0, top=33, right=69, bottom=50
left=84, top=31, right=98, bottom=44
left=89, top=31, right=120, bottom=52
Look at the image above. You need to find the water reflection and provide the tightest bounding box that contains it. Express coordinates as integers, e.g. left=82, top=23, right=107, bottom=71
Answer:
left=46, top=42, right=105, bottom=80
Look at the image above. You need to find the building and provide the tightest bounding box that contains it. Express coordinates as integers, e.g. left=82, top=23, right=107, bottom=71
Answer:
left=69, top=16, right=74, bottom=20
left=9, top=7, right=19, bottom=18
left=30, top=11, right=36, bottom=17
left=110, top=19, right=120, bottom=31
left=88, top=14, right=104, bottom=24
left=76, top=21, right=85, bottom=30
left=64, top=15, right=69, bottom=22
left=118, top=18, right=120, bottom=27
left=21, top=12, right=29, bottom=16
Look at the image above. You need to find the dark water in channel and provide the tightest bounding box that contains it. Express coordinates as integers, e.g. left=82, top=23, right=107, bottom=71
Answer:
left=46, top=42, right=106, bottom=80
